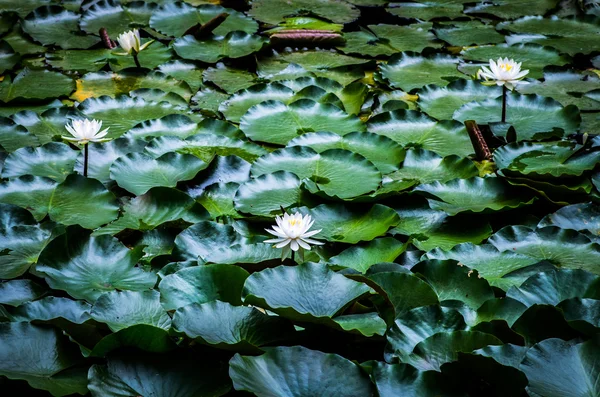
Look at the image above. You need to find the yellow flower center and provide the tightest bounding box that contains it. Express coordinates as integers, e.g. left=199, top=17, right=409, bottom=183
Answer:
left=289, top=219, right=301, bottom=226
left=500, top=63, right=513, bottom=72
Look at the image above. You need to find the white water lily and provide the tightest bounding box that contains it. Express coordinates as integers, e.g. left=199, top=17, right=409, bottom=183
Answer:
left=264, top=212, right=324, bottom=258
left=115, top=29, right=152, bottom=54
left=477, top=58, right=529, bottom=90
left=62, top=119, right=110, bottom=145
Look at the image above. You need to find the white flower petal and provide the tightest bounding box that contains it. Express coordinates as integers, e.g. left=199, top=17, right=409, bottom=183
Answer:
left=290, top=240, right=299, bottom=251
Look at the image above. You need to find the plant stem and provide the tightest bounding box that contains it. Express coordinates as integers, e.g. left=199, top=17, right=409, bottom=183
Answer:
left=501, top=85, right=507, bottom=123
left=83, top=143, right=89, bottom=177
left=291, top=250, right=295, bottom=263
left=132, top=52, right=141, bottom=68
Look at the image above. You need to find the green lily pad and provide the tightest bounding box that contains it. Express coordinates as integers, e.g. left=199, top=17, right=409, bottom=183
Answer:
left=389, top=149, right=478, bottom=184
left=197, top=182, right=241, bottom=219
left=47, top=174, right=119, bottom=229
left=390, top=198, right=493, bottom=251
left=173, top=32, right=267, bottom=63
left=234, top=171, right=302, bottom=216
left=386, top=2, right=465, bottom=20
left=0, top=41, right=20, bottom=74
left=88, top=353, right=231, bottom=397
left=453, top=94, right=581, bottom=141
left=1, top=142, right=77, bottom=182
left=517, top=68, right=600, bottom=111
left=144, top=134, right=268, bottom=163
left=125, top=114, right=200, bottom=140
left=240, top=99, right=365, bottom=145
left=90, top=290, right=170, bottom=332
left=297, top=203, right=400, bottom=243
left=489, top=226, right=600, bottom=274
left=380, top=52, right=463, bottom=92
left=173, top=301, right=293, bottom=352
left=493, top=141, right=600, bottom=177
left=461, top=43, right=571, bottom=79
left=367, top=110, right=473, bottom=157
left=408, top=330, right=503, bottom=371
left=110, top=152, right=208, bottom=195
left=203, top=65, right=258, bottom=93
left=80, top=0, right=155, bottom=35
left=78, top=95, right=192, bottom=137
left=0, top=116, right=40, bottom=151
left=242, top=262, right=372, bottom=323
left=434, top=20, right=505, bottom=46
left=0, top=176, right=58, bottom=221
left=71, top=71, right=193, bottom=103
left=35, top=229, right=156, bottom=301
left=385, top=305, right=467, bottom=363
left=426, top=243, right=540, bottom=291
left=465, top=0, right=560, bottom=19
left=498, top=16, right=600, bottom=56
left=11, top=107, right=81, bottom=146
left=220, top=83, right=295, bottom=123
left=22, top=5, right=99, bottom=49
left=9, top=296, right=90, bottom=324
left=149, top=2, right=258, bottom=37
left=159, top=264, right=249, bottom=310
left=93, top=187, right=201, bottom=235
left=417, top=79, right=502, bottom=121
left=506, top=268, right=600, bottom=307
left=0, top=69, right=75, bottom=102
left=520, top=337, right=600, bottom=397
left=538, top=202, right=600, bottom=237
left=157, top=60, right=205, bottom=91
left=287, top=131, right=406, bottom=174
left=372, top=362, right=457, bottom=397
left=249, top=0, right=360, bottom=24
left=412, top=260, right=495, bottom=309
left=368, top=271, right=439, bottom=318
left=558, top=298, right=600, bottom=333
left=0, top=323, right=87, bottom=396
left=329, top=237, right=407, bottom=273
left=0, top=279, right=46, bottom=306
left=0, top=218, right=54, bottom=279
left=415, top=177, right=536, bottom=215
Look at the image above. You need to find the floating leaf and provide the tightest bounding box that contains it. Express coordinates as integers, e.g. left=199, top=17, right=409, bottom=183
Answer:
left=234, top=171, right=302, bottom=216
left=230, top=346, right=373, bottom=396
left=434, top=20, right=505, bottom=46
left=0, top=69, right=75, bottom=102
left=1, top=142, right=77, bottom=182
left=173, top=32, right=267, bottom=63
left=80, top=0, right=155, bottom=35
left=249, top=0, right=360, bottom=24
left=329, top=237, right=407, bottom=273
left=0, top=279, right=46, bottom=306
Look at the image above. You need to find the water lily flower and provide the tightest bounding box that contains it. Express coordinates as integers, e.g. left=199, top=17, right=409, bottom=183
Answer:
left=477, top=58, right=529, bottom=90
left=62, top=119, right=110, bottom=145
left=265, top=212, right=323, bottom=259
left=115, top=29, right=152, bottom=54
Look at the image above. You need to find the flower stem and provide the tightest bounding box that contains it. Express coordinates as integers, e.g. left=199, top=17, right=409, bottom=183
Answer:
left=132, top=52, right=141, bottom=68
left=83, top=143, right=89, bottom=177
left=501, top=85, right=507, bottom=123
left=291, top=250, right=295, bottom=263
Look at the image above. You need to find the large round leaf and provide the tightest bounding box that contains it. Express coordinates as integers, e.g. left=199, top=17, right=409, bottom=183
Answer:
left=0, top=116, right=39, bottom=152
left=242, top=262, right=372, bottom=324
left=0, top=69, right=75, bottom=102
left=173, top=301, right=293, bottom=352
left=219, top=83, right=295, bottom=123
left=453, top=94, right=581, bottom=141
left=538, top=202, right=600, bottom=237
left=234, top=171, right=302, bottom=216
left=415, top=177, right=536, bottom=215
left=150, top=2, right=257, bottom=37
left=380, top=52, right=463, bottom=91
left=328, top=237, right=407, bottom=273
left=35, top=230, right=156, bottom=301
left=1, top=142, right=77, bottom=182
left=173, top=32, right=267, bottom=63
left=9, top=296, right=91, bottom=324
left=0, top=279, right=46, bottom=307
left=489, top=226, right=600, bottom=274
left=159, top=264, right=250, bottom=310
left=240, top=99, right=365, bottom=145
left=0, top=219, right=54, bottom=279
left=520, top=337, right=600, bottom=397
left=434, top=20, right=505, bottom=46
left=297, top=203, right=400, bottom=244
left=417, top=79, right=502, bottom=121
left=249, top=0, right=360, bottom=24
left=0, top=323, right=86, bottom=396
left=80, top=0, right=154, bottom=35
left=389, top=149, right=478, bottom=185
left=367, top=110, right=473, bottom=158
left=229, top=346, right=374, bottom=397
left=110, top=152, right=208, bottom=195
left=48, top=174, right=119, bottom=229
left=372, top=362, right=458, bottom=397
left=0, top=176, right=58, bottom=221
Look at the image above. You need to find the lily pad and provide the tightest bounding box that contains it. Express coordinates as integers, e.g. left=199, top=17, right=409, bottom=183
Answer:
left=453, top=94, right=581, bottom=141
left=234, top=171, right=302, bottom=216
left=415, top=177, right=536, bottom=215
left=386, top=2, right=465, bottom=20
left=538, top=202, right=600, bottom=237
left=0, top=279, right=46, bottom=306
left=173, top=301, right=293, bottom=352
left=389, top=149, right=478, bottom=185
left=0, top=41, right=21, bottom=74
left=434, top=20, right=505, bottom=46
left=329, top=237, right=407, bottom=273
left=489, top=226, right=600, bottom=274
left=35, top=229, right=156, bottom=301
left=249, top=0, right=360, bottom=24
left=0, top=176, right=58, bottom=221
left=0, top=116, right=40, bottom=151
left=372, top=362, right=457, bottom=397
left=240, top=99, right=365, bottom=145
left=150, top=2, right=258, bottom=37
left=380, top=52, right=463, bottom=92
left=110, top=152, right=208, bottom=195
left=159, top=264, right=250, bottom=310
left=173, top=32, right=267, bottom=63
left=367, top=110, right=473, bottom=157
left=1, top=142, right=77, bottom=182
left=0, top=69, right=75, bottom=102
left=242, top=262, right=372, bottom=323
left=80, top=0, right=155, bottom=35
left=465, top=0, right=561, bottom=19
